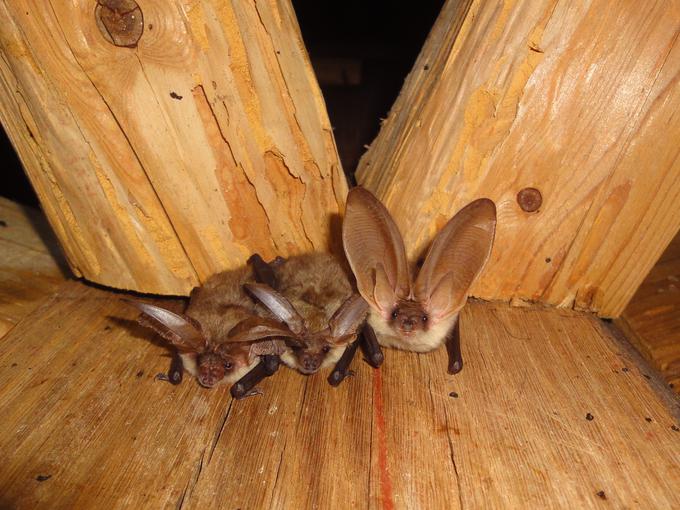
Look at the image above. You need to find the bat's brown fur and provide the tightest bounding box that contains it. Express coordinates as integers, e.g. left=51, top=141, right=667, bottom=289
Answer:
left=265, top=253, right=367, bottom=374
left=133, top=265, right=287, bottom=388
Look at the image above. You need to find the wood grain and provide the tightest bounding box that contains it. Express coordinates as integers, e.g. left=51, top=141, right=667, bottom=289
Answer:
left=0, top=281, right=677, bottom=508
left=619, top=233, right=680, bottom=392
left=0, top=0, right=346, bottom=295
left=356, top=0, right=680, bottom=317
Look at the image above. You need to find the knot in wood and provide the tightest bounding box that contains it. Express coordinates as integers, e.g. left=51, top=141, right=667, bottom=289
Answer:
left=517, top=187, right=542, bottom=212
left=95, top=0, right=144, bottom=48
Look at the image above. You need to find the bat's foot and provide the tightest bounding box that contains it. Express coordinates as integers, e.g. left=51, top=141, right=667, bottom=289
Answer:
left=154, top=370, right=182, bottom=385
left=364, top=350, right=384, bottom=368
left=328, top=368, right=355, bottom=387
left=361, top=325, right=384, bottom=368
left=447, top=360, right=463, bottom=375
left=230, top=356, right=279, bottom=399
left=231, top=385, right=264, bottom=400
left=445, top=320, right=463, bottom=375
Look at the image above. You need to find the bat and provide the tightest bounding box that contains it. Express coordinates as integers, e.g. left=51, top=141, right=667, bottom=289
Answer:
left=127, top=264, right=296, bottom=394
left=244, top=253, right=369, bottom=385
left=342, top=187, right=496, bottom=373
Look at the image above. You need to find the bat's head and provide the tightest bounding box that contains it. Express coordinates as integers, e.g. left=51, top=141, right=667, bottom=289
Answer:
left=388, top=299, right=430, bottom=337
left=285, top=334, right=338, bottom=374
left=195, top=351, right=233, bottom=388
left=245, top=284, right=369, bottom=374
left=128, top=301, right=295, bottom=387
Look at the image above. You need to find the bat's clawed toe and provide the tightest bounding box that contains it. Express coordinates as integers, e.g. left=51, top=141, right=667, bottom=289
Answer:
left=328, top=368, right=353, bottom=387
left=365, top=350, right=384, bottom=368
left=154, top=372, right=182, bottom=384
left=447, top=359, right=463, bottom=375
left=231, top=385, right=264, bottom=399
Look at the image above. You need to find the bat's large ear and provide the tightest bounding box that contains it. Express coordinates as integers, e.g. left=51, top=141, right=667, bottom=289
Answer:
left=243, top=283, right=306, bottom=335
left=329, top=294, right=369, bottom=341
left=124, top=300, right=206, bottom=352
left=226, top=316, right=300, bottom=343
left=246, top=340, right=287, bottom=364
left=342, top=187, right=411, bottom=314
left=414, top=198, right=496, bottom=320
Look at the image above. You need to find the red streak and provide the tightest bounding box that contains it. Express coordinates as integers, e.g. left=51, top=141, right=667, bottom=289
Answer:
left=373, top=369, right=394, bottom=510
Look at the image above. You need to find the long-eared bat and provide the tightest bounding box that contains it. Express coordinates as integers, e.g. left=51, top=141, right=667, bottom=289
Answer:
left=342, top=187, right=496, bottom=373
left=127, top=264, right=296, bottom=392
left=243, top=253, right=369, bottom=384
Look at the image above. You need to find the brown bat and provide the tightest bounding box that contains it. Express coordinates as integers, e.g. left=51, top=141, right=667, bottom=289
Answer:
left=127, top=265, right=296, bottom=392
left=342, top=187, right=496, bottom=373
left=243, top=253, right=369, bottom=384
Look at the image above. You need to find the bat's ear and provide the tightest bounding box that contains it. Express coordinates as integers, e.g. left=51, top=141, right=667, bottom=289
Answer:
left=226, top=316, right=299, bottom=343
left=329, top=294, right=369, bottom=340
left=246, top=340, right=286, bottom=364
left=342, top=187, right=411, bottom=315
left=243, top=283, right=306, bottom=335
left=414, top=198, right=496, bottom=320
left=123, top=300, right=206, bottom=352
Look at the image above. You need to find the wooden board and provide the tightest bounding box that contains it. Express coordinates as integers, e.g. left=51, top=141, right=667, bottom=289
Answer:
left=0, top=0, right=346, bottom=295
left=356, top=0, right=680, bottom=317
left=0, top=197, right=67, bottom=338
left=0, top=281, right=677, bottom=509
left=619, top=233, right=680, bottom=392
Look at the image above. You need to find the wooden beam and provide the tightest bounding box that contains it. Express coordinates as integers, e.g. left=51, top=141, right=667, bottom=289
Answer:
left=356, top=0, right=680, bottom=317
left=0, top=0, right=346, bottom=295
left=0, top=197, right=67, bottom=338
left=0, top=280, right=677, bottom=508
left=618, top=234, right=680, bottom=392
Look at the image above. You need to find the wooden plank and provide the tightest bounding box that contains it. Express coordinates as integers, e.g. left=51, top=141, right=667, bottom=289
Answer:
left=0, top=198, right=67, bottom=338
left=0, top=0, right=346, bottom=295
left=356, top=0, right=680, bottom=317
left=0, top=283, right=225, bottom=508
left=0, top=282, right=677, bottom=508
left=619, top=233, right=680, bottom=392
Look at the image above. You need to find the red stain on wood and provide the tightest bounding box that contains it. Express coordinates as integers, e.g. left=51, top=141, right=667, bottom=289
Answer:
left=373, top=369, right=394, bottom=510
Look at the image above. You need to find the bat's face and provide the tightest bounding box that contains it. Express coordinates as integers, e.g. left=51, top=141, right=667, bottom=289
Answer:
left=196, top=352, right=233, bottom=388
left=289, top=338, right=334, bottom=374
left=388, top=300, right=430, bottom=337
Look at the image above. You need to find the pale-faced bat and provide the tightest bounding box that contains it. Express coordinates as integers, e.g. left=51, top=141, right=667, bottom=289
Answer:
left=342, top=187, right=496, bottom=373
left=243, top=253, right=369, bottom=384
left=127, top=265, right=295, bottom=392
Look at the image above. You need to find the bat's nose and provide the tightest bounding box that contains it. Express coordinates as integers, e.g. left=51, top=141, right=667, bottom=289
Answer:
left=402, top=319, right=414, bottom=331
left=199, top=376, right=216, bottom=388
left=302, top=355, right=320, bottom=372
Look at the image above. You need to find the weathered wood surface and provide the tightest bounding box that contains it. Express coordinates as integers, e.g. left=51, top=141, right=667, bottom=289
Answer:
left=356, top=0, right=680, bottom=317
left=0, top=281, right=677, bottom=509
left=0, top=197, right=68, bottom=339
left=0, top=0, right=346, bottom=295
left=620, top=233, right=680, bottom=392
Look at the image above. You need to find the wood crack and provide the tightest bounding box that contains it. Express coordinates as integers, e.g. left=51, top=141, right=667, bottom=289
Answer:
left=443, top=404, right=464, bottom=510
left=176, top=447, right=206, bottom=510
left=208, top=399, right=234, bottom=464
left=268, top=439, right=287, bottom=508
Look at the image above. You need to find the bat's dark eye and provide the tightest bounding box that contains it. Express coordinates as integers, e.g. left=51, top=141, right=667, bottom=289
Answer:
left=422, top=315, right=428, bottom=323
left=391, top=310, right=399, bottom=319
left=224, top=361, right=233, bottom=370
left=322, top=345, right=331, bottom=353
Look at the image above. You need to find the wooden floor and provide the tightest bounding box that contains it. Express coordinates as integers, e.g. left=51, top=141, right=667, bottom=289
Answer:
left=619, top=233, right=680, bottom=392
left=1, top=199, right=679, bottom=509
